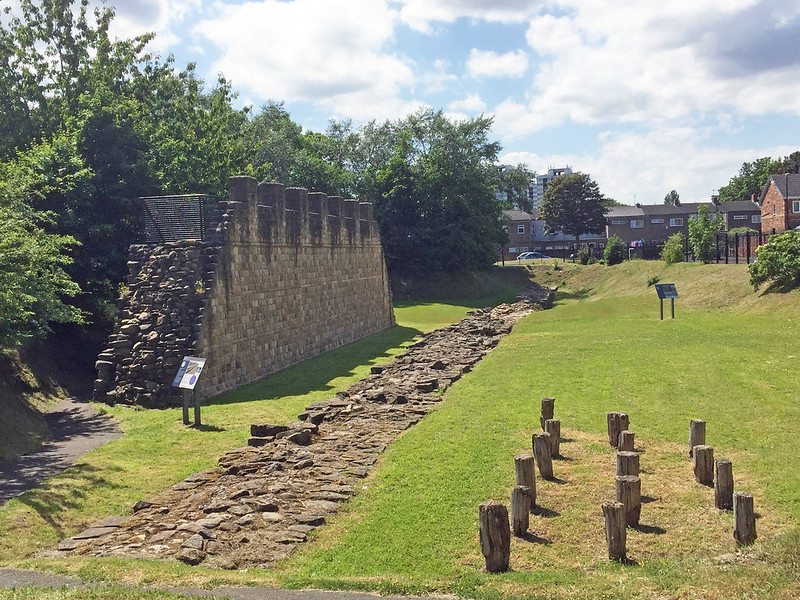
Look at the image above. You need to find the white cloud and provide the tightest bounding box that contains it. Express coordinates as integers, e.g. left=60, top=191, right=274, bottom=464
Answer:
left=194, top=0, right=417, bottom=121
left=466, top=49, right=529, bottom=78
left=100, top=0, right=201, bottom=53
left=397, top=0, right=543, bottom=33
left=449, top=93, right=487, bottom=113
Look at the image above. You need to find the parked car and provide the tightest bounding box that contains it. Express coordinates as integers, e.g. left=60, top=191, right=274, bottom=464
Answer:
left=516, top=251, right=551, bottom=260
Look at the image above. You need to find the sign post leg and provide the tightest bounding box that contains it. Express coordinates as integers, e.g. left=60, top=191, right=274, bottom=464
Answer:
left=182, top=389, right=191, bottom=425
left=660, top=299, right=664, bottom=321
left=193, top=388, right=201, bottom=427
left=671, top=298, right=675, bottom=319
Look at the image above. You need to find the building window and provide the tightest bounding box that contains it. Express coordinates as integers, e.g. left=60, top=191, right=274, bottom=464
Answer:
left=670, top=218, right=683, bottom=227
left=611, top=220, right=625, bottom=225
left=752, top=215, right=761, bottom=224
left=733, top=215, right=747, bottom=220
left=793, top=201, right=800, bottom=213
left=651, top=218, right=664, bottom=224
left=517, top=225, right=525, bottom=234
left=630, top=220, right=644, bottom=229
left=773, top=204, right=776, bottom=216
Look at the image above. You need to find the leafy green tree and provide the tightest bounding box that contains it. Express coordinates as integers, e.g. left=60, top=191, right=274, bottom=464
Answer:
left=749, top=231, right=800, bottom=291
left=661, top=233, right=684, bottom=265
left=368, top=109, right=506, bottom=273
left=539, top=173, right=609, bottom=252
left=718, top=157, right=781, bottom=202
left=497, top=164, right=534, bottom=212
left=688, top=204, right=723, bottom=263
left=604, top=234, right=626, bottom=265
left=0, top=161, right=83, bottom=350
left=776, top=151, right=800, bottom=174
left=664, top=189, right=680, bottom=205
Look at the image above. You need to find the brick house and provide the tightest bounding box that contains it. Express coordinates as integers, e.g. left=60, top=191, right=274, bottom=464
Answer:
left=711, top=199, right=762, bottom=231
left=501, top=210, right=535, bottom=260
left=759, top=173, right=800, bottom=234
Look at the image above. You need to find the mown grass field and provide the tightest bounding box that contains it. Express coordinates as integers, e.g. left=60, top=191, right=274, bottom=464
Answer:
left=2, top=261, right=800, bottom=600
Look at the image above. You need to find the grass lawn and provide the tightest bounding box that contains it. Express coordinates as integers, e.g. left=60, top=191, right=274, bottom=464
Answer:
left=2, top=261, right=800, bottom=600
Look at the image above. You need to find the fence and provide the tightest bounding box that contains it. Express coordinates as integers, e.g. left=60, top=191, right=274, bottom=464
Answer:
left=141, top=195, right=217, bottom=243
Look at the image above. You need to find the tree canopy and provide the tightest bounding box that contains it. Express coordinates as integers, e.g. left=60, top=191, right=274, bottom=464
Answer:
left=688, top=204, right=723, bottom=263
left=664, top=189, right=680, bottom=205
left=539, top=173, right=609, bottom=249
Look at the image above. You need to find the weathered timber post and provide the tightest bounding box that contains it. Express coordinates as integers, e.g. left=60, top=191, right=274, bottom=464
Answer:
left=607, top=412, right=629, bottom=447
left=689, top=419, right=706, bottom=457
left=511, top=485, right=531, bottom=537
left=540, top=397, right=555, bottom=429
left=615, top=475, right=641, bottom=527
left=602, top=501, right=627, bottom=561
left=617, top=430, right=635, bottom=452
left=479, top=501, right=511, bottom=572
left=693, top=444, right=714, bottom=485
left=514, top=454, right=536, bottom=509
left=733, top=492, right=756, bottom=545
left=532, top=432, right=554, bottom=480
left=616, top=451, right=640, bottom=477
left=544, top=419, right=561, bottom=457
left=715, top=459, right=734, bottom=510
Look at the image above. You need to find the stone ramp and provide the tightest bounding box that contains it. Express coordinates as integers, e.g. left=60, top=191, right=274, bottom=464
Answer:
left=57, top=285, right=553, bottom=569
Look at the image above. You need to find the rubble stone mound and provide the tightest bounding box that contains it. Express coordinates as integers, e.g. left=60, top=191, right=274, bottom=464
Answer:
left=58, top=284, right=553, bottom=569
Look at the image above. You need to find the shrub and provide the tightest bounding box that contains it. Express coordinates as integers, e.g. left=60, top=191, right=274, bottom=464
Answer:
left=604, top=234, right=626, bottom=265
left=661, top=233, right=684, bottom=266
left=577, top=247, right=591, bottom=265
left=749, top=230, right=800, bottom=291
left=646, top=275, right=660, bottom=287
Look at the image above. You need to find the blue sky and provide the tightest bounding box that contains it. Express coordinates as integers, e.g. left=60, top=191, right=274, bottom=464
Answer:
left=91, top=1, right=800, bottom=203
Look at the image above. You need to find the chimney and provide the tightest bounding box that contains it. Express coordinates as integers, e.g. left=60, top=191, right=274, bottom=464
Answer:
left=711, top=194, right=719, bottom=204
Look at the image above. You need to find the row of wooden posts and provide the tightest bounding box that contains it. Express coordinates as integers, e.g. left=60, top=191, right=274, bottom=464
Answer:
left=478, top=399, right=757, bottom=573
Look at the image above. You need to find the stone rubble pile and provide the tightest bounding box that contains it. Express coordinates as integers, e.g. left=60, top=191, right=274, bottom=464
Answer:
left=59, top=284, right=553, bottom=569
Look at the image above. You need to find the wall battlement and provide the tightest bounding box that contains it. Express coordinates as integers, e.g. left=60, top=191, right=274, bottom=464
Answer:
left=94, top=177, right=394, bottom=407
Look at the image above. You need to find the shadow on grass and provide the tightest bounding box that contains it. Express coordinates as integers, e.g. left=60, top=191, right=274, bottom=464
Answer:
left=520, top=531, right=551, bottom=545
left=632, top=523, right=666, bottom=535
left=641, top=495, right=659, bottom=504
left=533, top=505, right=560, bottom=518
left=553, top=288, right=592, bottom=304
left=192, top=424, right=226, bottom=433
left=207, top=325, right=421, bottom=406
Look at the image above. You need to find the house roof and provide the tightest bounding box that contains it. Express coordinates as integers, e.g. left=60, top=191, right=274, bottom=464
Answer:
left=760, top=173, right=800, bottom=203
left=712, top=200, right=761, bottom=213
left=502, top=210, right=535, bottom=222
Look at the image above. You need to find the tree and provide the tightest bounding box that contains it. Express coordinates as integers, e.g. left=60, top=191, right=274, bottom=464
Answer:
left=688, top=204, right=723, bottom=263
left=661, top=233, right=684, bottom=265
left=496, top=164, right=534, bottom=212
left=0, top=162, right=83, bottom=351
left=664, top=189, right=680, bottom=205
left=604, top=234, right=626, bottom=265
left=718, top=157, right=781, bottom=202
left=776, top=151, right=800, bottom=174
left=749, top=230, right=800, bottom=291
left=538, top=173, right=609, bottom=253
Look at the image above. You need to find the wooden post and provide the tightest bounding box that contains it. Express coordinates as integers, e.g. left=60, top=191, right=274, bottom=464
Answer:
left=479, top=501, right=510, bottom=572
left=540, top=397, right=555, bottom=429
left=689, top=419, right=706, bottom=457
left=607, top=412, right=629, bottom=447
left=733, top=492, right=756, bottom=546
left=602, top=501, right=627, bottom=561
left=514, top=454, right=536, bottom=509
left=617, top=430, right=635, bottom=452
left=544, top=419, right=561, bottom=457
left=532, top=432, right=554, bottom=480
left=693, top=445, right=714, bottom=485
left=511, top=485, right=531, bottom=537
left=616, top=451, right=640, bottom=477
left=715, top=459, right=733, bottom=510
left=615, top=475, right=641, bottom=527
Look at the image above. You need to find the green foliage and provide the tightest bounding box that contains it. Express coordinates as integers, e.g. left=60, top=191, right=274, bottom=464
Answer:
left=539, top=172, right=608, bottom=250
left=646, top=275, right=660, bottom=286
left=664, top=189, right=680, bottom=205
left=748, top=230, right=800, bottom=291
left=603, top=234, right=626, bottom=265
left=661, top=232, right=684, bottom=265
left=0, top=175, right=83, bottom=350
left=718, top=156, right=782, bottom=202
left=727, top=226, right=759, bottom=238
left=496, top=163, right=534, bottom=212
left=369, top=109, right=506, bottom=274
left=688, top=204, right=723, bottom=263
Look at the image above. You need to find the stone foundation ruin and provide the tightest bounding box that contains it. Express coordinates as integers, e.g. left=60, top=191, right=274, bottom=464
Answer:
left=94, top=177, right=395, bottom=407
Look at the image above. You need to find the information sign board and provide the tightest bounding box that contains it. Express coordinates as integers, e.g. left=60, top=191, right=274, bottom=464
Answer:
left=655, top=283, right=679, bottom=299
left=172, top=356, right=206, bottom=390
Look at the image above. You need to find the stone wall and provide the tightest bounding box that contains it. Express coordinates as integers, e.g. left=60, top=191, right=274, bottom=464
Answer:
left=94, top=177, right=395, bottom=407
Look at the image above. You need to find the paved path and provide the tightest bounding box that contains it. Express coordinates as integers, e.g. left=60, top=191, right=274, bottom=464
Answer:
left=0, top=568, right=426, bottom=600
left=0, top=397, right=122, bottom=506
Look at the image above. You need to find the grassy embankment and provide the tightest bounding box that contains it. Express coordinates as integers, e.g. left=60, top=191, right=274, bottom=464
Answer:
left=3, top=261, right=800, bottom=599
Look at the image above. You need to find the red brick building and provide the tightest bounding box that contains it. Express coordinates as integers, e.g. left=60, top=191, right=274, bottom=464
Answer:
left=760, top=173, right=800, bottom=234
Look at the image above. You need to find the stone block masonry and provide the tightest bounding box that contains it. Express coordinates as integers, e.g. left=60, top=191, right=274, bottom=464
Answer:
left=94, top=177, right=395, bottom=407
